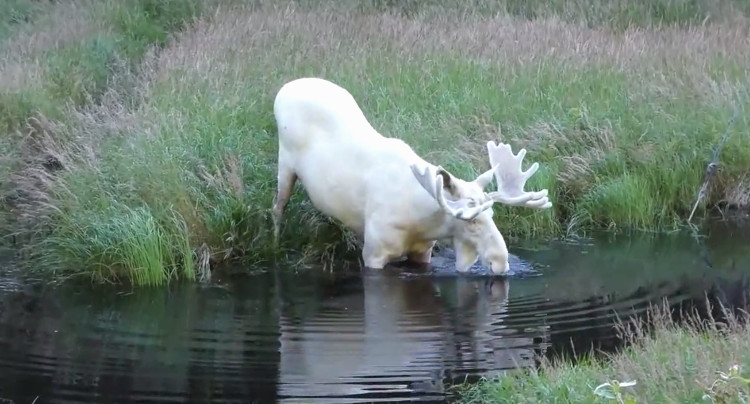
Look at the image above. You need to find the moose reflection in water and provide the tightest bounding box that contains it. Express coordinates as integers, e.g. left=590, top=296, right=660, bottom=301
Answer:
left=277, top=268, right=548, bottom=401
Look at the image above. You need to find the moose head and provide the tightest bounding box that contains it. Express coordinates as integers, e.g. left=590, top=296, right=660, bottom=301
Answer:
left=410, top=141, right=551, bottom=274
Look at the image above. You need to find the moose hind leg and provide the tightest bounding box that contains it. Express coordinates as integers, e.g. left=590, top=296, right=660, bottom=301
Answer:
left=407, top=241, right=436, bottom=263
left=272, top=162, right=297, bottom=245
left=406, top=241, right=436, bottom=271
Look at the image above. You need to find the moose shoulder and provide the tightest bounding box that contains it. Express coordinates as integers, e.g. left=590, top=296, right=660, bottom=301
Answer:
left=271, top=77, right=552, bottom=275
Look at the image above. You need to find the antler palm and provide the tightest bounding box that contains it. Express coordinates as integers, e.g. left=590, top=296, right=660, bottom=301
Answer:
left=486, top=141, right=551, bottom=209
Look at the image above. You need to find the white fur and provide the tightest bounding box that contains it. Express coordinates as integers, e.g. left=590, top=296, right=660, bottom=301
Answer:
left=271, top=77, right=552, bottom=274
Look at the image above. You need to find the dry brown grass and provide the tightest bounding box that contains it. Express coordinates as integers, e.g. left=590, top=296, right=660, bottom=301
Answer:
left=157, top=3, right=750, bottom=84
left=4, top=82, right=143, bottom=238
left=612, top=305, right=750, bottom=401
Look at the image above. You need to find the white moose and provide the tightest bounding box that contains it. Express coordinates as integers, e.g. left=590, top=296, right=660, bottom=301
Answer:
left=271, top=77, right=552, bottom=275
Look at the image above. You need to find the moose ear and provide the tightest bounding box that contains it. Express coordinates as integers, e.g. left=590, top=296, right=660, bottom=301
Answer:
left=436, top=166, right=457, bottom=195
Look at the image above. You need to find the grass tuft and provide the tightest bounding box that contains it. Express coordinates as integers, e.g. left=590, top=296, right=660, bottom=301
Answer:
left=38, top=203, right=192, bottom=287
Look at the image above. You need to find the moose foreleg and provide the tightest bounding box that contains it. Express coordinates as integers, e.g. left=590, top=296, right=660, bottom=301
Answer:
left=362, top=223, right=407, bottom=269
left=362, top=242, right=392, bottom=269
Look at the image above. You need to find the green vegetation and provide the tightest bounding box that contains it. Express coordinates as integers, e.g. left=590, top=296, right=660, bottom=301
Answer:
left=1, top=0, right=749, bottom=286
left=457, top=303, right=750, bottom=404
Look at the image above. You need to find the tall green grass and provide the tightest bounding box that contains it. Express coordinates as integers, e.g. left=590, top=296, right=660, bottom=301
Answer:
left=38, top=201, right=196, bottom=286
left=2, top=0, right=750, bottom=286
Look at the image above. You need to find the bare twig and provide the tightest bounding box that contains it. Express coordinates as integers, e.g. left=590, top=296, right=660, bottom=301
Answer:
left=687, top=102, right=742, bottom=224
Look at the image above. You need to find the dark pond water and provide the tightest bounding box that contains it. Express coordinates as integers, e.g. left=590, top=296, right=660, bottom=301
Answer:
left=1, top=220, right=750, bottom=403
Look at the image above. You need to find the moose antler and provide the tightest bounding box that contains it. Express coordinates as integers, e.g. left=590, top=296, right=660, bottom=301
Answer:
left=410, top=164, right=494, bottom=221
left=485, top=141, right=552, bottom=209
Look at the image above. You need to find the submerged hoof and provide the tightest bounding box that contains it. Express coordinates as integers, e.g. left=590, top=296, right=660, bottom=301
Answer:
left=411, top=248, right=541, bottom=278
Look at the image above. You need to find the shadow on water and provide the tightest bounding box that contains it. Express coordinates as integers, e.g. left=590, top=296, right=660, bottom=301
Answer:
left=1, top=220, right=750, bottom=403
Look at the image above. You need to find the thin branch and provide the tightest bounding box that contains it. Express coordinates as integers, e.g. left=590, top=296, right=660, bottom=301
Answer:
left=687, top=101, right=742, bottom=223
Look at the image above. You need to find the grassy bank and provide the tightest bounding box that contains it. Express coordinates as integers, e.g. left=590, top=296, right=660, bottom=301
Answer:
left=2, top=0, right=749, bottom=286
left=457, top=302, right=750, bottom=403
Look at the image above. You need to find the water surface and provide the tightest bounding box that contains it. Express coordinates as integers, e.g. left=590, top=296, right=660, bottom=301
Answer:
left=1, top=221, right=750, bottom=403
